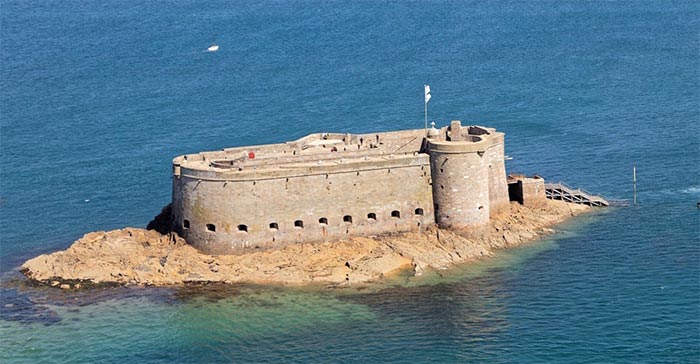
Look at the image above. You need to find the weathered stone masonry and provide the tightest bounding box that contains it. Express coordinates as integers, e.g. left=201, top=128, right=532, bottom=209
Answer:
left=171, top=121, right=510, bottom=255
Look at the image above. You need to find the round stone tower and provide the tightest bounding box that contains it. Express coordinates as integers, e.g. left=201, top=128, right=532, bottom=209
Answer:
left=427, top=120, right=491, bottom=231
left=486, top=132, right=510, bottom=217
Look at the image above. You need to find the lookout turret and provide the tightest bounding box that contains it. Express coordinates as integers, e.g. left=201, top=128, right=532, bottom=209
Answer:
left=426, top=120, right=509, bottom=232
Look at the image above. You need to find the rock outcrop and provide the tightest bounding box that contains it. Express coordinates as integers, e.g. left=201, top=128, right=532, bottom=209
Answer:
left=21, top=200, right=589, bottom=288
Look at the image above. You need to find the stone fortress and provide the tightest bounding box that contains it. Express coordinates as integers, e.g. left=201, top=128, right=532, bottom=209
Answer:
left=20, top=118, right=609, bottom=289
left=171, top=120, right=541, bottom=255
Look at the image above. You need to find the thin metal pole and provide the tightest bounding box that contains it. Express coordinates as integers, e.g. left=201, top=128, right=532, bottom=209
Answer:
left=633, top=164, right=637, bottom=206
left=424, top=100, right=428, bottom=135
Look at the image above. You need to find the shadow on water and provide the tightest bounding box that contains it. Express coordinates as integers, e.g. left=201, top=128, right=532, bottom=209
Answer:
left=0, top=274, right=171, bottom=325
left=341, top=274, right=512, bottom=339
left=0, top=274, right=340, bottom=326
left=0, top=288, right=62, bottom=326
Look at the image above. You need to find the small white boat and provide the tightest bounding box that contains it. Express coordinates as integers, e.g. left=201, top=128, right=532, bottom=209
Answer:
left=207, top=44, right=219, bottom=52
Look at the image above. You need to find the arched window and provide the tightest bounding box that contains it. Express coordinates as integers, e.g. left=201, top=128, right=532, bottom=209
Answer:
left=269, top=222, right=279, bottom=231
left=294, top=220, right=304, bottom=229
left=391, top=210, right=401, bottom=218
left=237, top=224, right=248, bottom=233
left=343, top=215, right=353, bottom=224
left=319, top=217, right=328, bottom=225
left=206, top=223, right=216, bottom=232
left=415, top=208, right=424, bottom=216
left=367, top=213, right=377, bottom=220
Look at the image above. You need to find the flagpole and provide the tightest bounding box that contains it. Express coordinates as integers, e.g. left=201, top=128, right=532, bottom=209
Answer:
left=424, top=96, right=428, bottom=135
left=424, top=85, right=430, bottom=135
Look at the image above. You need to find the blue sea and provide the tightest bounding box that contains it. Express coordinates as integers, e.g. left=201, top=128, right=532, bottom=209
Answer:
left=1, top=1, right=698, bottom=363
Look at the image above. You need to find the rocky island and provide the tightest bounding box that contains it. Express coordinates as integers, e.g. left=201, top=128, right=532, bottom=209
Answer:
left=22, top=200, right=588, bottom=288
left=20, top=120, right=602, bottom=288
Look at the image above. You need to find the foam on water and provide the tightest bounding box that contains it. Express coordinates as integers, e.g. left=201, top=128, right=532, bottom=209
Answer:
left=681, top=186, right=700, bottom=195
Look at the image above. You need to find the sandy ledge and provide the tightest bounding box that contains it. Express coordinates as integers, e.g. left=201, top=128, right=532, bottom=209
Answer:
left=21, top=200, right=589, bottom=289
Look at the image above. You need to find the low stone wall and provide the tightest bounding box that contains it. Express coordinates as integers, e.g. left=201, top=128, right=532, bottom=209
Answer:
left=508, top=176, right=547, bottom=208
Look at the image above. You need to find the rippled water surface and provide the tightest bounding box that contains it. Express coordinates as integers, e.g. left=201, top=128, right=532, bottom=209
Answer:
left=1, top=1, right=698, bottom=363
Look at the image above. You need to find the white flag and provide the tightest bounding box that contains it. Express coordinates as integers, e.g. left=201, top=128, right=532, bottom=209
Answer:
left=424, top=85, right=431, bottom=103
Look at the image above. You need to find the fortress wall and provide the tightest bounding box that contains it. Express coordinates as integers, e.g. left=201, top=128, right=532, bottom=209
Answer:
left=172, top=125, right=511, bottom=255
left=172, top=157, right=434, bottom=255
left=486, top=133, right=511, bottom=217
left=427, top=140, right=491, bottom=231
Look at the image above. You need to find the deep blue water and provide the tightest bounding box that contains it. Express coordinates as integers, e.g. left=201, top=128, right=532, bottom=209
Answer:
left=1, top=1, right=698, bottom=363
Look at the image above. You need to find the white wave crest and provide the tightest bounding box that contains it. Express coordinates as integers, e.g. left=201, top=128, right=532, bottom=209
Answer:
left=681, top=186, right=700, bottom=195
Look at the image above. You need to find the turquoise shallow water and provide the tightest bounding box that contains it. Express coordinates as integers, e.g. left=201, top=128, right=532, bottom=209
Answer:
left=1, top=1, right=698, bottom=363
